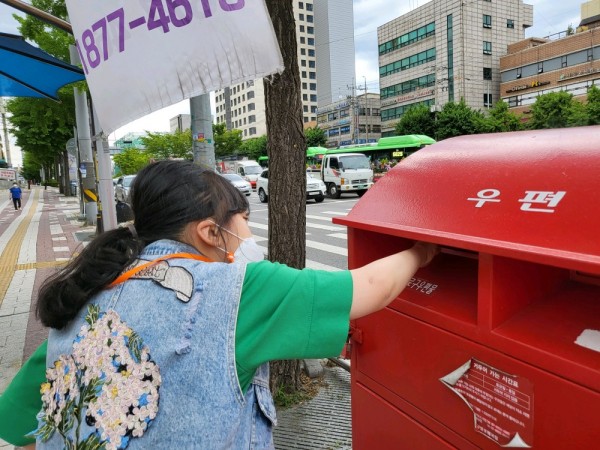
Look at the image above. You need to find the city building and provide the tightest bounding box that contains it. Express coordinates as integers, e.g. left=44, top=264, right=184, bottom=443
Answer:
left=215, top=1, right=356, bottom=139
left=113, top=132, right=146, bottom=150
left=377, top=0, right=533, bottom=136
left=314, top=0, right=356, bottom=109
left=500, top=1, right=600, bottom=116
left=316, top=93, right=382, bottom=148
left=170, top=114, right=191, bottom=133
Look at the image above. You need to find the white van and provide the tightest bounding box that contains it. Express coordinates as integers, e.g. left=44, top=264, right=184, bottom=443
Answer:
left=233, top=160, right=262, bottom=189
left=320, top=153, right=373, bottom=198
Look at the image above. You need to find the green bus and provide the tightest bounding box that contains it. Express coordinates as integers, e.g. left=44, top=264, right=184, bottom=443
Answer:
left=328, top=135, right=435, bottom=161
left=258, top=147, right=328, bottom=168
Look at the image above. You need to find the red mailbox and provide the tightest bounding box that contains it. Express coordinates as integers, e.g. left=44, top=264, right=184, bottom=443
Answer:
left=334, top=126, right=600, bottom=449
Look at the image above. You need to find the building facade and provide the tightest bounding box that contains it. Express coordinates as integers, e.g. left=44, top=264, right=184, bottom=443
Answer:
left=500, top=1, right=600, bottom=116
left=215, top=1, right=356, bottom=139
left=316, top=93, right=381, bottom=148
left=170, top=114, right=191, bottom=133
left=314, top=0, right=356, bottom=108
left=377, top=0, right=533, bottom=136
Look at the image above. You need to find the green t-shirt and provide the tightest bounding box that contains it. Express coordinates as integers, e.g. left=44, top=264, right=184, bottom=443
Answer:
left=0, top=262, right=353, bottom=445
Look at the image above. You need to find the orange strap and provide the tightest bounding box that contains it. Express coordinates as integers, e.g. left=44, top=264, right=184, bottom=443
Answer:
left=109, top=252, right=213, bottom=287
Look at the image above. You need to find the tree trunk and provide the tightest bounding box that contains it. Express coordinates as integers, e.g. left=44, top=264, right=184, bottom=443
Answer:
left=264, top=0, right=307, bottom=394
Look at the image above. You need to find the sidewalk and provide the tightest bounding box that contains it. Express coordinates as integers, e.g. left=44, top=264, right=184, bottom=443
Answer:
left=0, top=187, right=351, bottom=449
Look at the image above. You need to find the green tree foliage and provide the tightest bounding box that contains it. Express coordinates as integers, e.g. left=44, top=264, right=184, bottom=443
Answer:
left=527, top=91, right=584, bottom=129
left=434, top=100, right=485, bottom=140
left=6, top=91, right=77, bottom=169
left=21, top=151, right=43, bottom=182
left=239, top=135, right=268, bottom=160
left=477, top=101, right=524, bottom=133
left=304, top=126, right=327, bottom=147
left=395, top=104, right=436, bottom=137
left=586, top=85, right=600, bottom=125
left=112, top=148, right=151, bottom=175
left=213, top=123, right=243, bottom=157
left=140, top=129, right=193, bottom=160
left=14, top=0, right=72, bottom=60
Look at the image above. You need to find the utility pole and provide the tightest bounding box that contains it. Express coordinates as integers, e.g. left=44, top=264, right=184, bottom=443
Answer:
left=347, top=78, right=358, bottom=144
left=70, top=45, right=97, bottom=226
left=0, top=98, right=11, bottom=166
left=363, top=76, right=369, bottom=143
left=190, top=94, right=215, bottom=170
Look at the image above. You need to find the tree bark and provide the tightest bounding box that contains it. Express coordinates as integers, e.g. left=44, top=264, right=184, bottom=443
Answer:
left=264, top=0, right=307, bottom=394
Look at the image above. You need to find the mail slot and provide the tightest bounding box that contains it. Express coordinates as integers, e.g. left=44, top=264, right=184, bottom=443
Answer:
left=333, top=126, right=600, bottom=449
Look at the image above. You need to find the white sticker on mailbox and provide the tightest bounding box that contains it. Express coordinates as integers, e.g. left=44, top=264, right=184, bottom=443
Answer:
left=441, top=358, right=534, bottom=448
left=575, top=329, right=600, bottom=353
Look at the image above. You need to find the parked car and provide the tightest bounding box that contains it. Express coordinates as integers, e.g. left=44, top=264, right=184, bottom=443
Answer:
left=114, top=175, right=136, bottom=203
left=221, top=173, right=252, bottom=196
left=256, top=169, right=326, bottom=203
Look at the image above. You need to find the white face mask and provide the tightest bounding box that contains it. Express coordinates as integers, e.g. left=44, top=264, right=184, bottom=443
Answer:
left=233, top=237, right=265, bottom=264
left=212, top=221, right=265, bottom=263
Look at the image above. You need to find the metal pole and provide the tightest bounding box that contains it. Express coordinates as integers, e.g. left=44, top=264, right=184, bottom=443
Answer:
left=364, top=76, right=369, bottom=143
left=91, top=107, right=117, bottom=231
left=190, top=94, right=215, bottom=169
left=0, top=99, right=11, bottom=166
left=0, top=0, right=72, bottom=34
left=70, top=45, right=97, bottom=226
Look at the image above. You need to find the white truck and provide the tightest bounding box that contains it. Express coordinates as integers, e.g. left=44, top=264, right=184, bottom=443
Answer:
left=320, top=153, right=373, bottom=198
left=225, top=160, right=262, bottom=189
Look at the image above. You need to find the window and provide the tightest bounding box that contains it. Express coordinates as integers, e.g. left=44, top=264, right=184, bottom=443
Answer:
left=249, top=127, right=257, bottom=136
left=249, top=115, right=256, bottom=123
left=300, top=37, right=305, bottom=44
left=248, top=103, right=255, bottom=111
left=298, top=2, right=303, bottom=9
left=302, top=82, right=307, bottom=89
left=483, top=41, right=492, bottom=55
left=483, top=15, right=492, bottom=28
left=311, top=106, right=317, bottom=113
left=309, top=72, right=316, bottom=79
left=301, top=48, right=306, bottom=55
left=483, top=67, right=492, bottom=80
left=306, top=3, right=313, bottom=11
left=302, top=71, right=307, bottom=78
left=309, top=60, right=316, bottom=68
left=483, top=93, right=493, bottom=107
left=301, top=59, right=307, bottom=67
left=303, top=117, right=309, bottom=123
left=247, top=91, right=255, bottom=99
left=304, top=105, right=309, bottom=112
left=308, top=49, right=315, bottom=57
left=588, top=48, right=594, bottom=61
left=302, top=94, right=308, bottom=101
left=310, top=94, right=317, bottom=102
left=340, top=126, right=351, bottom=135
left=507, top=19, right=514, bottom=29
left=537, top=63, right=544, bottom=74
left=299, top=25, right=305, bottom=32
left=516, top=67, right=522, bottom=79
left=561, top=56, right=567, bottom=67
left=307, top=26, right=314, bottom=34
left=307, top=15, right=313, bottom=23
left=299, top=13, right=304, bottom=20
left=310, top=83, right=317, bottom=91
left=308, top=37, right=314, bottom=46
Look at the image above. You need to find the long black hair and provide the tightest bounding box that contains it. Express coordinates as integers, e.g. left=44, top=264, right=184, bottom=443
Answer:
left=37, top=160, right=249, bottom=329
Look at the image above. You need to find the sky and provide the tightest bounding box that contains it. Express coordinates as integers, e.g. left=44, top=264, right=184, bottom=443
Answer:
left=0, top=0, right=583, bottom=166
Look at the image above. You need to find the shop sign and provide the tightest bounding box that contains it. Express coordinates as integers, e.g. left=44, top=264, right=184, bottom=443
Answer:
left=381, top=88, right=434, bottom=107
left=441, top=358, right=533, bottom=448
left=559, top=66, right=600, bottom=81
left=506, top=80, right=550, bottom=93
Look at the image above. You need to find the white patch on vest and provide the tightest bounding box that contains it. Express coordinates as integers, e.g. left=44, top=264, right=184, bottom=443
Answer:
left=130, top=260, right=193, bottom=303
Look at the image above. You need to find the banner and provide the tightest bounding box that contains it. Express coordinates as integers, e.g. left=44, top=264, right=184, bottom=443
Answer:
left=65, top=0, right=283, bottom=133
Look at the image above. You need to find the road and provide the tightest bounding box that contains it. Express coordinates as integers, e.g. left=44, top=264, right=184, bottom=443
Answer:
left=245, top=191, right=359, bottom=271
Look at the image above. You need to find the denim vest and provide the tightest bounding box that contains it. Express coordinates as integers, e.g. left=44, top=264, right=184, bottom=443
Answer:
left=38, top=239, right=277, bottom=449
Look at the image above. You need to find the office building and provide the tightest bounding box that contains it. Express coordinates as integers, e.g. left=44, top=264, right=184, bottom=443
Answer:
left=316, top=93, right=381, bottom=148
left=500, top=1, right=600, bottom=116
left=377, top=0, right=533, bottom=136
left=215, top=1, right=356, bottom=139
left=170, top=114, right=191, bottom=133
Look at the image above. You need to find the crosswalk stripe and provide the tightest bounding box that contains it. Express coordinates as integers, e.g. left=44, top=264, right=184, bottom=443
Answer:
left=327, top=233, right=347, bottom=240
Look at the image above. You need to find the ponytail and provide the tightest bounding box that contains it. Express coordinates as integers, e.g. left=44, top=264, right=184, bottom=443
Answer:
left=36, top=227, right=143, bottom=329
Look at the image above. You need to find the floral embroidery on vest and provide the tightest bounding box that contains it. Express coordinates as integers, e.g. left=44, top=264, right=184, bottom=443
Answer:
left=34, top=304, right=161, bottom=449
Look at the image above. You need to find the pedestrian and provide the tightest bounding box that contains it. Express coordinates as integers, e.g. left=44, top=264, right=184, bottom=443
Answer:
left=9, top=181, right=22, bottom=210
left=0, top=160, right=437, bottom=449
